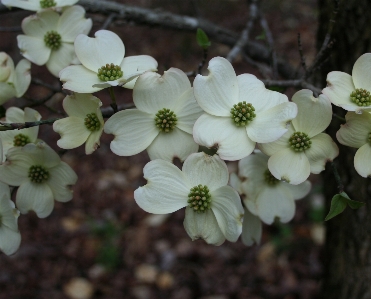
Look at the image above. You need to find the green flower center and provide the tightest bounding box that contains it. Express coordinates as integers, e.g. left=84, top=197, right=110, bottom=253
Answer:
left=97, top=63, right=123, bottom=81
left=40, top=0, right=56, bottom=8
left=44, top=31, right=61, bottom=50
left=187, top=184, right=211, bottom=213
left=288, top=131, right=312, bottom=152
left=230, top=101, right=256, bottom=127
left=350, top=88, right=371, bottom=106
left=154, top=108, right=177, bottom=133
left=84, top=113, right=101, bottom=132
left=13, top=133, right=31, bottom=147
left=264, top=169, right=279, bottom=185
left=28, top=165, right=49, bottom=184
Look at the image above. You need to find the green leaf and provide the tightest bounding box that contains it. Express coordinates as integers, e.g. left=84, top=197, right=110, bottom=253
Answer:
left=255, top=31, right=266, bottom=40
left=196, top=28, right=211, bottom=49
left=339, top=192, right=365, bottom=209
left=267, top=86, right=286, bottom=92
left=324, top=194, right=347, bottom=221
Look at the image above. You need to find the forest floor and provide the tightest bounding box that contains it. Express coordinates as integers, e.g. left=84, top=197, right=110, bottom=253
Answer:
left=0, top=0, right=325, bottom=298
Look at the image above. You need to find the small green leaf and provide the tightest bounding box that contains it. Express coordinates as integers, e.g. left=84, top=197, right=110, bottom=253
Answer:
left=196, top=28, right=211, bottom=49
left=339, top=192, right=365, bottom=209
left=325, top=194, right=347, bottom=221
left=255, top=31, right=266, bottom=40
left=267, top=86, right=285, bottom=92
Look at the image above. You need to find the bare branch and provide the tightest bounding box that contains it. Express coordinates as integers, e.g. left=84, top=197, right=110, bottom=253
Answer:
left=101, top=12, right=117, bottom=30
left=262, top=79, right=322, bottom=96
left=226, top=0, right=259, bottom=63
left=259, top=13, right=278, bottom=78
left=0, top=118, right=60, bottom=131
left=31, top=78, right=63, bottom=93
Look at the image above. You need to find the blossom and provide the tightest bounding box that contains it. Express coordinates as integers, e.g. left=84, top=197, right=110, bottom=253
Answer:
left=322, top=53, right=371, bottom=113
left=259, top=89, right=339, bottom=185
left=59, top=30, right=158, bottom=93
left=53, top=93, right=104, bottom=154
left=104, top=68, right=203, bottom=162
left=237, top=151, right=311, bottom=224
left=336, top=112, right=371, bottom=177
left=0, top=141, right=78, bottom=218
left=0, top=181, right=21, bottom=255
left=134, top=152, right=244, bottom=245
left=1, top=0, right=79, bottom=11
left=192, top=56, right=297, bottom=161
left=0, top=52, right=31, bottom=104
left=0, top=107, right=41, bottom=161
left=17, top=5, right=92, bottom=77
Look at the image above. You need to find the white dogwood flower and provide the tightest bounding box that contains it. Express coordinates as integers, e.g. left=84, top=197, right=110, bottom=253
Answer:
left=0, top=52, right=31, bottom=104
left=0, top=107, right=41, bottom=161
left=53, top=93, right=104, bottom=154
left=1, top=0, right=79, bottom=11
left=17, top=5, right=92, bottom=77
left=134, top=152, right=244, bottom=245
left=238, top=151, right=311, bottom=224
left=105, top=68, right=203, bottom=162
left=192, top=56, right=297, bottom=161
left=322, top=53, right=371, bottom=113
left=259, top=89, right=339, bottom=185
left=0, top=181, right=21, bottom=255
left=0, top=141, right=78, bottom=218
left=59, top=30, right=158, bottom=93
left=336, top=112, right=371, bottom=177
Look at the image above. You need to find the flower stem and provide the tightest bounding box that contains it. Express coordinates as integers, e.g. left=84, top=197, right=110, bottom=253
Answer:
left=331, top=161, right=344, bottom=193
left=108, top=87, right=118, bottom=113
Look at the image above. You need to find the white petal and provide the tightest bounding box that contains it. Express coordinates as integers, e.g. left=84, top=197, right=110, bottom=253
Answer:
left=241, top=208, right=262, bottom=246
left=0, top=226, right=21, bottom=255
left=238, top=151, right=268, bottom=180
left=85, top=129, right=103, bottom=155
left=23, top=107, right=41, bottom=140
left=229, top=173, right=242, bottom=194
left=17, top=35, right=51, bottom=65
left=182, top=152, right=229, bottom=191
left=54, top=117, right=90, bottom=150
left=292, top=90, right=332, bottom=137
left=237, top=74, right=289, bottom=112
left=133, top=68, right=191, bottom=114
left=193, top=56, right=238, bottom=116
left=193, top=114, right=255, bottom=161
left=63, top=93, right=102, bottom=117
left=48, top=162, right=77, bottom=202
left=354, top=144, right=371, bottom=178
left=22, top=142, right=61, bottom=168
left=352, top=53, right=371, bottom=90
left=268, top=149, right=310, bottom=185
left=104, top=109, right=158, bottom=156
left=258, top=126, right=294, bottom=156
left=306, top=133, right=339, bottom=174
left=282, top=180, right=311, bottom=200
left=13, top=59, right=31, bottom=97
left=21, top=10, right=59, bottom=37
left=134, top=159, right=190, bottom=214
left=336, top=112, right=371, bottom=148
left=59, top=65, right=105, bottom=93
left=183, top=207, right=225, bottom=245
left=147, top=128, right=198, bottom=162
left=211, top=185, right=244, bottom=242
left=46, top=43, right=75, bottom=77
left=121, top=55, right=158, bottom=89
left=55, top=0, right=79, bottom=6
left=16, top=181, right=54, bottom=218
left=0, top=147, right=33, bottom=186
left=75, top=30, right=125, bottom=72
left=0, top=82, right=16, bottom=104
left=2, top=0, right=39, bottom=10
left=322, top=71, right=356, bottom=111
left=255, top=186, right=295, bottom=224
left=173, top=88, right=203, bottom=134
left=58, top=5, right=92, bottom=42
left=247, top=102, right=297, bottom=143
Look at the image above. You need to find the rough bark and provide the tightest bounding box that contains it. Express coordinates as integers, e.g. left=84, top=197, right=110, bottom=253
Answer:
left=318, top=1, right=371, bottom=298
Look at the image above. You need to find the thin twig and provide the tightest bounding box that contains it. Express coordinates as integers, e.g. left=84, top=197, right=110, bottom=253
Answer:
left=331, top=161, right=344, bottom=193
left=226, top=0, right=259, bottom=62
left=31, top=78, right=62, bottom=93
left=0, top=118, right=61, bottom=131
left=297, top=33, right=307, bottom=73
left=259, top=13, right=278, bottom=78
left=101, top=12, right=117, bottom=29
left=0, top=26, right=21, bottom=32
left=261, top=79, right=322, bottom=95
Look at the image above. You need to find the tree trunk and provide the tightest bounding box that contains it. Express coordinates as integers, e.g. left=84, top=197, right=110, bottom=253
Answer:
left=318, top=1, right=371, bottom=298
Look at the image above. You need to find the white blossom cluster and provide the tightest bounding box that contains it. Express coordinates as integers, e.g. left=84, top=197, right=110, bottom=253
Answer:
left=0, top=0, right=368, bottom=255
